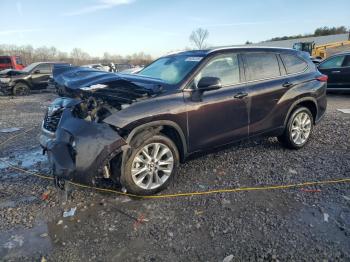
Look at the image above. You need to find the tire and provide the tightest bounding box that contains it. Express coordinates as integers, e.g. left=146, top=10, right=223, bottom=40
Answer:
left=278, top=107, right=313, bottom=149
left=121, top=134, right=179, bottom=195
left=12, top=82, right=30, bottom=96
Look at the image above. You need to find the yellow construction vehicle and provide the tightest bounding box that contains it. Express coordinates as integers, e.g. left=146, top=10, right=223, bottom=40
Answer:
left=293, top=40, right=350, bottom=59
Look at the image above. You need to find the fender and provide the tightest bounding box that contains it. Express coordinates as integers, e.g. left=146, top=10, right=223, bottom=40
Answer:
left=125, top=120, right=188, bottom=156
left=13, top=79, right=32, bottom=88
left=283, top=97, right=318, bottom=126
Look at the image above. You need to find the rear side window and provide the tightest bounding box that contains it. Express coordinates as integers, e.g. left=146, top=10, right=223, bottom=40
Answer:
left=0, top=57, right=11, bottom=64
left=281, top=54, right=308, bottom=74
left=244, top=53, right=280, bottom=81
left=319, top=55, right=345, bottom=69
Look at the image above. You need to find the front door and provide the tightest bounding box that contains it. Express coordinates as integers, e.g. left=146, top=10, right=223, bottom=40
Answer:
left=184, top=53, right=249, bottom=152
left=318, top=54, right=350, bottom=89
left=31, top=63, right=52, bottom=89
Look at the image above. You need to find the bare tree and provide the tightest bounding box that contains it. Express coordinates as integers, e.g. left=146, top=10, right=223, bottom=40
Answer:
left=70, top=48, right=90, bottom=65
left=189, top=28, right=209, bottom=49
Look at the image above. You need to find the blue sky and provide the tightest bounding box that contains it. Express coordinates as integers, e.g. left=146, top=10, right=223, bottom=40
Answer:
left=0, top=0, right=349, bottom=57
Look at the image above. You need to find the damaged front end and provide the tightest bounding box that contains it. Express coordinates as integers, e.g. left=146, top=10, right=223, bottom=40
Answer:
left=41, top=97, right=127, bottom=186
left=40, top=65, right=163, bottom=186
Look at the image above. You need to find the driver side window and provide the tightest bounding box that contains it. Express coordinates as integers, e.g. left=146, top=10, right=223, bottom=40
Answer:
left=34, top=64, right=51, bottom=74
left=194, top=53, right=240, bottom=87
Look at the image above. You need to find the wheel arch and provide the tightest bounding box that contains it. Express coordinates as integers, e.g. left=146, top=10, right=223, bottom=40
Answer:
left=13, top=79, right=31, bottom=87
left=284, top=97, right=318, bottom=126
left=125, top=120, right=188, bottom=162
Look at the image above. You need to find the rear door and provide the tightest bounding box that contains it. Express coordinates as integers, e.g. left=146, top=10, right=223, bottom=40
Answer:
left=318, top=55, right=347, bottom=89
left=242, top=52, right=296, bottom=135
left=31, top=63, right=52, bottom=89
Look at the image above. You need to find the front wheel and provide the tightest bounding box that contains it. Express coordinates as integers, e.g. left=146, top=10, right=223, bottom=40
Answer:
left=121, top=134, right=179, bottom=195
left=278, top=107, right=313, bottom=149
left=13, top=82, right=30, bottom=96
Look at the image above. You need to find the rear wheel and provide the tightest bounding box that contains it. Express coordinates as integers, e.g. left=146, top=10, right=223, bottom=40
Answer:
left=122, top=134, right=179, bottom=195
left=278, top=107, right=313, bottom=149
left=13, top=82, right=30, bottom=96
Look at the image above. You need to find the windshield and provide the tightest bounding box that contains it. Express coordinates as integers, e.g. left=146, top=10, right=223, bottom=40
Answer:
left=22, top=63, right=40, bottom=72
left=138, top=55, right=203, bottom=84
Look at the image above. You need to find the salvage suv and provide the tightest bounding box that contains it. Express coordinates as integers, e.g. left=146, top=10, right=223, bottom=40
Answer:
left=40, top=47, right=327, bottom=195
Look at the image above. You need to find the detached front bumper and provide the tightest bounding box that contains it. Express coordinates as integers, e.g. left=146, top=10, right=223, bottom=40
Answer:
left=41, top=108, right=126, bottom=185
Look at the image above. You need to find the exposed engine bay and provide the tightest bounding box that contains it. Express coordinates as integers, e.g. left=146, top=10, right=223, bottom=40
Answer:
left=51, top=64, right=164, bottom=123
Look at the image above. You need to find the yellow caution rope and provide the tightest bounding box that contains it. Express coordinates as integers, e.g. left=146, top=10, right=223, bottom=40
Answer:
left=1, top=158, right=349, bottom=199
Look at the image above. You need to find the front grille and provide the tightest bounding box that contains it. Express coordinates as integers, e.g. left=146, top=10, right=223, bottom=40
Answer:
left=43, top=110, right=63, bottom=133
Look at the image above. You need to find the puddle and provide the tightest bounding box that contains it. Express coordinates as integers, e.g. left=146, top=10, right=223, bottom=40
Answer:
left=0, top=224, right=52, bottom=259
left=0, top=148, right=48, bottom=171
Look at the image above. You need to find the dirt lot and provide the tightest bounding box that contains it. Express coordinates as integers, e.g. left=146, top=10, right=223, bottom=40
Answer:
left=0, top=92, right=349, bottom=261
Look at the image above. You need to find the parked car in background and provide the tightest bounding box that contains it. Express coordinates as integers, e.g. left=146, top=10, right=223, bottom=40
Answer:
left=115, top=63, right=133, bottom=72
left=0, top=56, right=25, bottom=71
left=41, top=47, right=327, bottom=195
left=0, top=62, right=69, bottom=95
left=318, top=52, right=350, bottom=91
left=120, top=66, right=144, bottom=74
left=81, top=63, right=108, bottom=71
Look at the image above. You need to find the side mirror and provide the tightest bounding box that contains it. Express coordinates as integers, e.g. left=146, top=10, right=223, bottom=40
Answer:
left=33, top=69, right=41, bottom=74
left=197, top=77, right=222, bottom=91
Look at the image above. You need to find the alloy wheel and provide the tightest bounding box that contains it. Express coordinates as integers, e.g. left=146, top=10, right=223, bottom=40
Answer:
left=131, top=142, right=174, bottom=190
left=291, top=111, right=312, bottom=145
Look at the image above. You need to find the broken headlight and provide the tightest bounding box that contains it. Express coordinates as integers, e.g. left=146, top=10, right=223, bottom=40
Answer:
left=72, top=97, right=112, bottom=123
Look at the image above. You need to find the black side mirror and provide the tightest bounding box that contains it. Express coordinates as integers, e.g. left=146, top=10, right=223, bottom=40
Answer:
left=33, top=69, right=41, bottom=74
left=197, top=77, right=222, bottom=91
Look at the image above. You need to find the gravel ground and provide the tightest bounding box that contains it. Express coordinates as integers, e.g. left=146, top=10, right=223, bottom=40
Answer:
left=0, top=92, right=349, bottom=261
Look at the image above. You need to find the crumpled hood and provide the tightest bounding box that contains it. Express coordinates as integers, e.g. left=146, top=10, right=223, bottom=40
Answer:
left=0, top=69, right=28, bottom=77
left=53, top=64, right=166, bottom=94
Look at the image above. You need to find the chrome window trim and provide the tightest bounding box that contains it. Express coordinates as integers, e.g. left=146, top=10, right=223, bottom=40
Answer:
left=183, top=51, right=311, bottom=92
left=183, top=69, right=309, bottom=92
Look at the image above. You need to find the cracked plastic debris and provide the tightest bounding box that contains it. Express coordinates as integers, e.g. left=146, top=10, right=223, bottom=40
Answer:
left=63, top=207, right=77, bottom=217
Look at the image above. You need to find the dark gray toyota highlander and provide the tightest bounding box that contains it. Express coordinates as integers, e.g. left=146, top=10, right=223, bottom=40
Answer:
left=40, top=47, right=327, bottom=195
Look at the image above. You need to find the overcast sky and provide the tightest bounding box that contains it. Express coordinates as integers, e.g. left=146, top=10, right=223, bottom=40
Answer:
left=0, top=0, right=349, bottom=57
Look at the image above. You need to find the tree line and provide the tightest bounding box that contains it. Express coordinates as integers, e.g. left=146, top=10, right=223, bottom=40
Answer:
left=267, top=26, right=349, bottom=42
left=0, top=44, right=153, bottom=66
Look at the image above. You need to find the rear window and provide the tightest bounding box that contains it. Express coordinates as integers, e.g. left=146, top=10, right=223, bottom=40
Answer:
left=281, top=53, right=308, bottom=74
left=244, top=53, right=281, bottom=81
left=0, top=57, right=11, bottom=64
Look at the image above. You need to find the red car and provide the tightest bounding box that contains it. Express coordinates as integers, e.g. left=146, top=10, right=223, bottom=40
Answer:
left=0, top=56, right=25, bottom=71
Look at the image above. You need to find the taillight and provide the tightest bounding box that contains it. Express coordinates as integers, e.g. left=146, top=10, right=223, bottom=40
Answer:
left=316, top=74, right=328, bottom=82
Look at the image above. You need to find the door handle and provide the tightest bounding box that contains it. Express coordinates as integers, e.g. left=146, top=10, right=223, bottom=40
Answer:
left=282, top=81, right=294, bottom=87
left=331, top=70, right=341, bottom=73
left=233, top=92, right=248, bottom=99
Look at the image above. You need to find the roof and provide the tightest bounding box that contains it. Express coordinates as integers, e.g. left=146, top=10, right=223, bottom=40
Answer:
left=166, top=46, right=299, bottom=57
